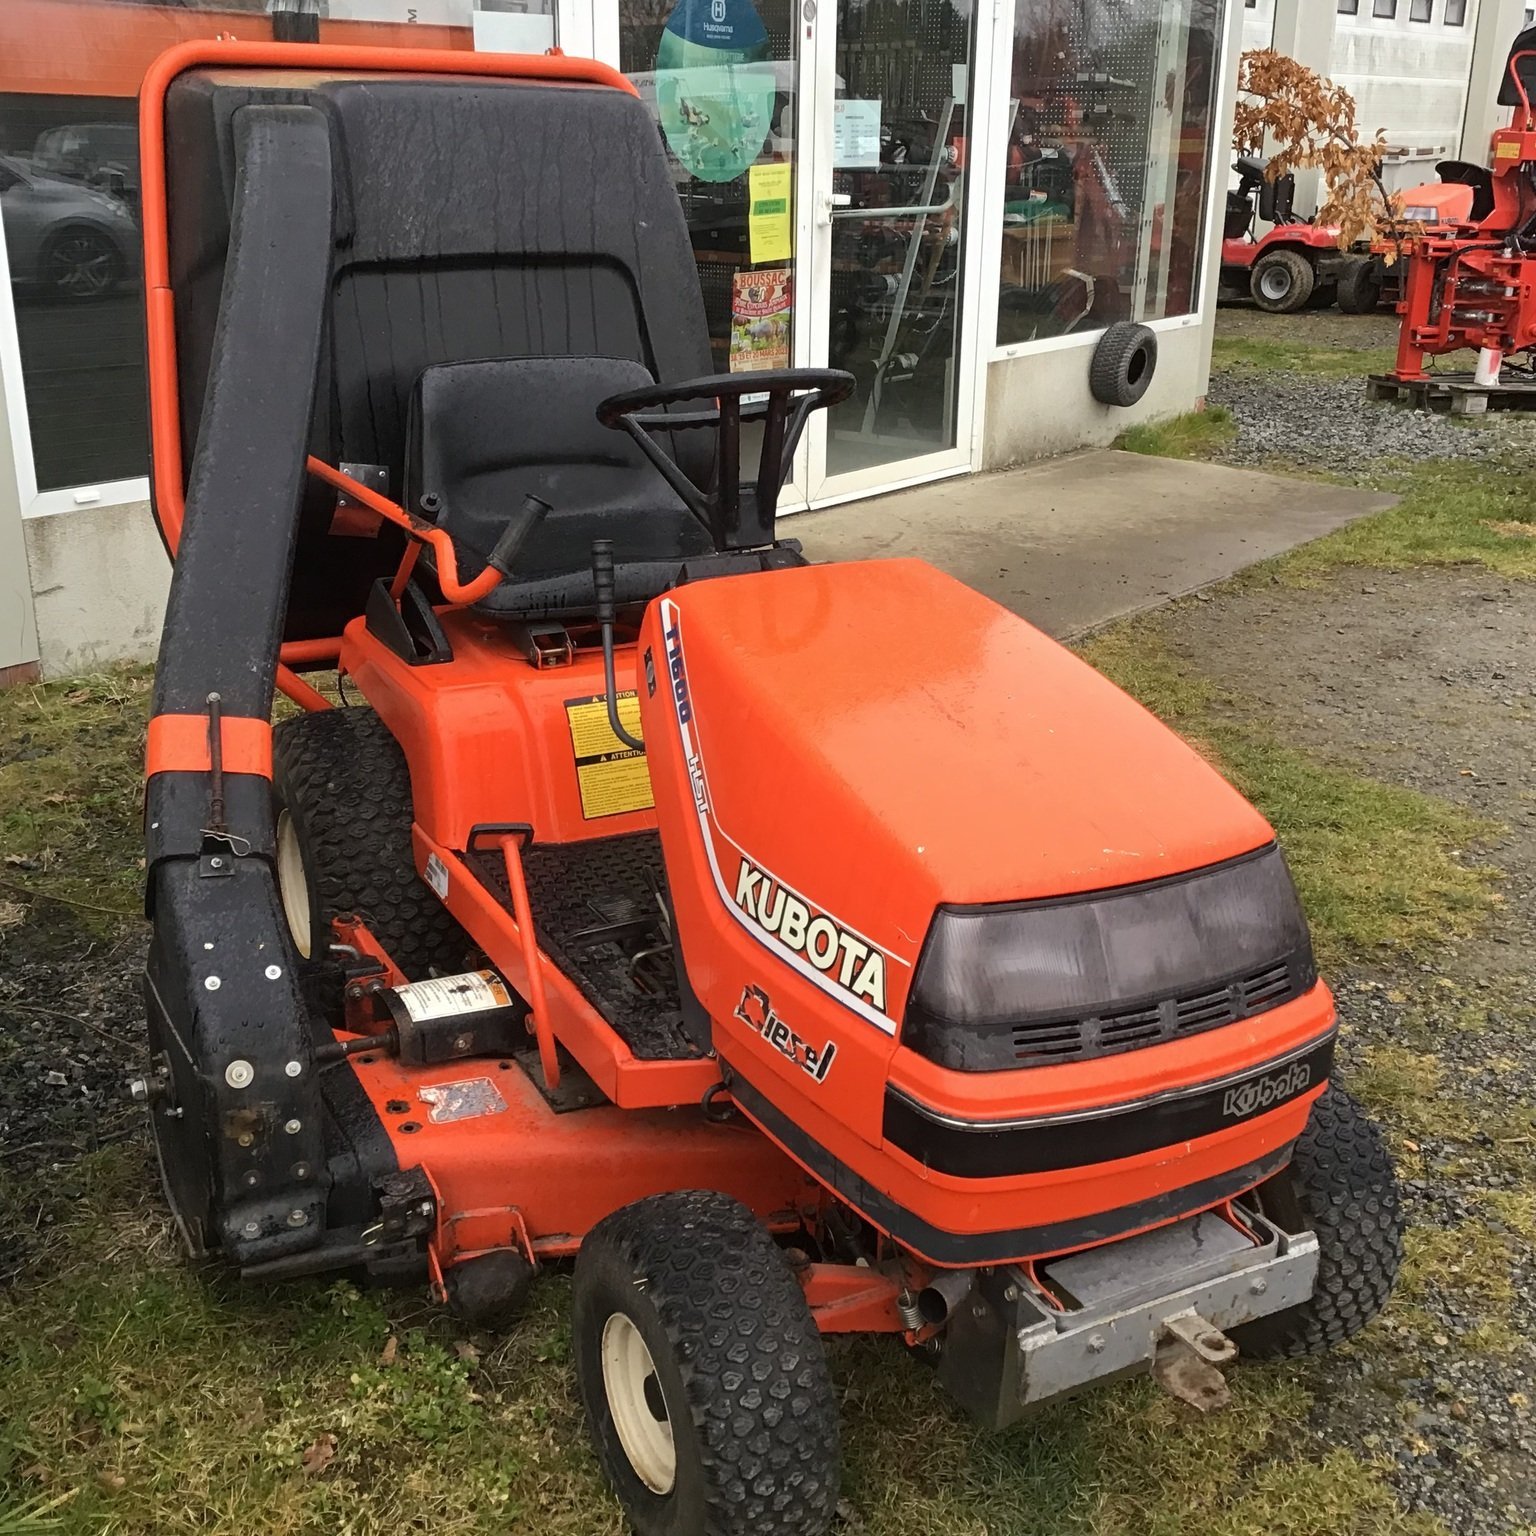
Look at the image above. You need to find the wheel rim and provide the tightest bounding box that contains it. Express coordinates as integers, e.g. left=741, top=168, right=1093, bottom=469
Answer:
left=47, top=234, right=116, bottom=298
left=601, top=1312, right=676, bottom=1496
left=1258, top=264, right=1292, bottom=302
left=275, top=809, right=313, bottom=959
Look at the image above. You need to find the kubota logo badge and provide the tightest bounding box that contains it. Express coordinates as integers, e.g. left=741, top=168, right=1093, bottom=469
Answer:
left=1222, top=1060, right=1312, bottom=1119
left=735, top=984, right=837, bottom=1083
left=734, top=859, right=887, bottom=1012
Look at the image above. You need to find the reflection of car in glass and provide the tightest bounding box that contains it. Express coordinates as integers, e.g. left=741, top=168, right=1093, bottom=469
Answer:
left=0, top=154, right=140, bottom=301
left=31, top=122, right=141, bottom=203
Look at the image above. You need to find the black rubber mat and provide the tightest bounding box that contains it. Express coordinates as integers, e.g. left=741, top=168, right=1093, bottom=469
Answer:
left=467, top=833, right=705, bottom=1061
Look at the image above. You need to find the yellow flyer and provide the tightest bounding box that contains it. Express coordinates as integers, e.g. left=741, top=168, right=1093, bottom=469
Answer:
left=748, top=162, right=792, bottom=264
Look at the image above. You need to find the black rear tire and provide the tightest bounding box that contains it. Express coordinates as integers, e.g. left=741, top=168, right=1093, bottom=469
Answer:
left=1250, top=248, right=1315, bottom=313
left=1233, top=1084, right=1403, bottom=1359
left=573, top=1191, right=840, bottom=1536
left=1336, top=257, right=1383, bottom=315
left=271, top=707, right=474, bottom=978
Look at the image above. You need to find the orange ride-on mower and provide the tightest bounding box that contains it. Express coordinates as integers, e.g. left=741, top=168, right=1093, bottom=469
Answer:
left=133, top=40, right=1403, bottom=1535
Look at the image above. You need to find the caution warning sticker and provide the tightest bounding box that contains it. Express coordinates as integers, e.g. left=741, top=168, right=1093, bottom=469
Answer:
left=565, top=693, right=654, bottom=820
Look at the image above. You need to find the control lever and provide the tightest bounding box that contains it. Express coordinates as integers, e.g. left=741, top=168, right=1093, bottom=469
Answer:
left=487, top=493, right=552, bottom=576
left=592, top=539, right=646, bottom=754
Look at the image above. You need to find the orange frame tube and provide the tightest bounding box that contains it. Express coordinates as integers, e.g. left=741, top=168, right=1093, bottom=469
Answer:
left=139, top=38, right=638, bottom=555
left=304, top=458, right=504, bottom=605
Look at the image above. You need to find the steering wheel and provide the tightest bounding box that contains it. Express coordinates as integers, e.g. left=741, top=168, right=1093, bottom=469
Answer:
left=596, top=368, right=854, bottom=550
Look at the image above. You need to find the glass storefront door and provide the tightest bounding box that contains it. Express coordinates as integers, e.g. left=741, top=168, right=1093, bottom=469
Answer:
left=811, top=0, right=978, bottom=487
left=611, top=0, right=986, bottom=506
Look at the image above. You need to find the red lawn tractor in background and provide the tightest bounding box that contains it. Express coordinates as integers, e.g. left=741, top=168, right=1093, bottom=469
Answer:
left=1371, top=31, right=1536, bottom=404
left=1219, top=156, right=1380, bottom=314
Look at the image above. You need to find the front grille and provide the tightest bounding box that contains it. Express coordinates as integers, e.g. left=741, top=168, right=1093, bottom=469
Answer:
left=1009, top=960, right=1308, bottom=1067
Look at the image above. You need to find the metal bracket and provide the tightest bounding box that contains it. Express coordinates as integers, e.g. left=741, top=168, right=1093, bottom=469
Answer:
left=1153, top=1312, right=1236, bottom=1413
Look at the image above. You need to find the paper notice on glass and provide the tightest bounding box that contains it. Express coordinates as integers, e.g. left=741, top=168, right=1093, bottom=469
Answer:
left=730, top=269, right=791, bottom=373
left=747, top=162, right=793, bottom=264
left=833, top=99, right=881, bottom=168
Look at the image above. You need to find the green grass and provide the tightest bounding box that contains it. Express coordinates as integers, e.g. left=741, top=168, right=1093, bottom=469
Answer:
left=1212, top=336, right=1403, bottom=378
left=0, top=666, right=151, bottom=931
left=1270, top=458, right=1536, bottom=584
left=0, top=1147, right=1440, bottom=1536
left=1116, top=404, right=1236, bottom=460
left=1078, top=624, right=1500, bottom=962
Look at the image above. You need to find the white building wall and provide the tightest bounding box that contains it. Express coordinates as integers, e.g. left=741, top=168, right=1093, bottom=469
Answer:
left=1332, top=0, right=1479, bottom=192
left=1241, top=0, right=1276, bottom=52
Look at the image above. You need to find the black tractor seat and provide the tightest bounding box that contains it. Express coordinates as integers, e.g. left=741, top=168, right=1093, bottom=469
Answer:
left=403, top=354, right=808, bottom=620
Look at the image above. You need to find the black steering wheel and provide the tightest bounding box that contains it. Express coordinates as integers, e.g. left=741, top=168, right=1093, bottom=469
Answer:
left=596, top=368, right=854, bottom=551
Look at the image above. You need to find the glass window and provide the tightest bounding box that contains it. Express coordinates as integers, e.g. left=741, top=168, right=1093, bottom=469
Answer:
left=1372, top=0, right=1397, bottom=16
left=1338, top=0, right=1360, bottom=14
left=1410, top=0, right=1431, bottom=18
left=996, top=0, right=1220, bottom=346
left=618, top=0, right=799, bottom=377
left=1445, top=0, right=1467, bottom=20
left=0, top=0, right=475, bottom=495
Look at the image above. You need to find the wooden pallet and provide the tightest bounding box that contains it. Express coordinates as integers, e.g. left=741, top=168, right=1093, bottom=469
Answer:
left=1366, top=372, right=1536, bottom=415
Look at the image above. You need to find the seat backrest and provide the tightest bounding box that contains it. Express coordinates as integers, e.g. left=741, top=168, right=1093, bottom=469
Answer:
left=1435, top=159, right=1496, bottom=222
left=163, top=68, right=714, bottom=640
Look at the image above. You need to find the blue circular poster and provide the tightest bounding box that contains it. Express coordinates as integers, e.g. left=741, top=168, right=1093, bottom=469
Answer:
left=655, top=0, right=777, bottom=183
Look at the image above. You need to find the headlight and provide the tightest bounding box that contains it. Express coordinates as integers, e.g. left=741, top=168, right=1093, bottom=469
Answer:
left=903, top=845, right=1316, bottom=1071
left=1402, top=205, right=1439, bottom=223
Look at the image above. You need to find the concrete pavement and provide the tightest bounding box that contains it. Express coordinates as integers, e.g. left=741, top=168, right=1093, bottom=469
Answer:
left=792, top=449, right=1397, bottom=638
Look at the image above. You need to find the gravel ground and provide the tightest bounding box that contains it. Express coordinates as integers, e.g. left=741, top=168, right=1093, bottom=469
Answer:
left=1207, top=369, right=1536, bottom=469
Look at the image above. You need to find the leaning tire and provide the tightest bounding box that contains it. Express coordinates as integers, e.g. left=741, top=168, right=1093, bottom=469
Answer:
left=1233, top=1084, right=1403, bottom=1359
left=1250, top=248, right=1315, bottom=313
left=271, top=707, right=473, bottom=978
left=1336, top=257, right=1383, bottom=315
left=573, top=1191, right=839, bottom=1536
left=1089, top=321, right=1158, bottom=407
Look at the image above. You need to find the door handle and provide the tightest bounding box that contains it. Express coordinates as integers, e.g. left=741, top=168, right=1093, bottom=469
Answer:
left=815, top=190, right=853, bottom=227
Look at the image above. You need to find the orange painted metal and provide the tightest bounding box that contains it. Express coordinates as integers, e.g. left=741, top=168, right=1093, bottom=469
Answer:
left=275, top=664, right=333, bottom=713
left=305, top=459, right=503, bottom=605
left=635, top=558, right=1323, bottom=1263
left=280, top=636, right=344, bottom=667
left=139, top=39, right=638, bottom=554
left=410, top=829, right=718, bottom=1110
left=799, top=1264, right=909, bottom=1334
left=342, top=607, right=655, bottom=853
left=146, top=712, right=273, bottom=779
left=342, top=1040, right=810, bottom=1259
left=498, top=835, right=561, bottom=1092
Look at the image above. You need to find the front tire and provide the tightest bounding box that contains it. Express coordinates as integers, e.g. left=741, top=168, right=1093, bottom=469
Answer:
left=1233, top=1084, right=1403, bottom=1359
left=573, top=1191, right=840, bottom=1536
left=1250, top=248, right=1315, bottom=313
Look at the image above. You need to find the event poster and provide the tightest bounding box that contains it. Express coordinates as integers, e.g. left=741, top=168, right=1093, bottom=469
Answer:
left=730, top=269, right=791, bottom=372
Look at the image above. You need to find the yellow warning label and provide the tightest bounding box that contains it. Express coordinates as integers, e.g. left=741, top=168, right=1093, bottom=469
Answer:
left=565, top=693, right=654, bottom=820
left=1497, top=139, right=1522, bottom=159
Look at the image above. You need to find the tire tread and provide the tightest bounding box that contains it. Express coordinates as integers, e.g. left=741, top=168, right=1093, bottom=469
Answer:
left=272, top=708, right=472, bottom=978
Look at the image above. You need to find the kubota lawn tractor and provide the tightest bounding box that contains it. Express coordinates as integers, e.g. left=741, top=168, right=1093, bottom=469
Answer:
left=131, top=40, right=1402, bottom=1536
left=1373, top=31, right=1536, bottom=393
left=1218, top=155, right=1380, bottom=314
